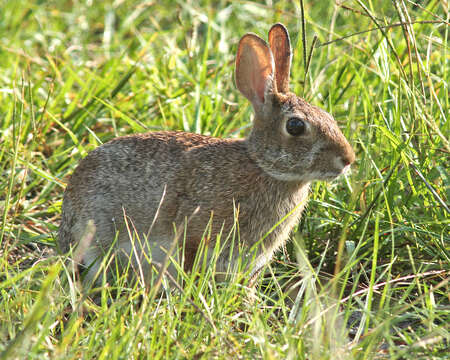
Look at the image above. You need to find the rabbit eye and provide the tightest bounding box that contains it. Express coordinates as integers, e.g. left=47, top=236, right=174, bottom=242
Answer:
left=286, top=117, right=306, bottom=136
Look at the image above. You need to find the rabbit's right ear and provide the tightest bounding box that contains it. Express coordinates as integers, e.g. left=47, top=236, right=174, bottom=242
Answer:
left=235, top=34, right=275, bottom=111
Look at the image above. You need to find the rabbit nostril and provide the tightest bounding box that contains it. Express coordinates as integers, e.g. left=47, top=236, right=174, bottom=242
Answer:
left=336, top=153, right=354, bottom=171
left=342, top=148, right=356, bottom=167
left=341, top=157, right=352, bottom=167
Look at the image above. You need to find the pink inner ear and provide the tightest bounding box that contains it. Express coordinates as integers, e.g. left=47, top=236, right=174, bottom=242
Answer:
left=252, top=56, right=273, bottom=103
left=236, top=34, right=274, bottom=107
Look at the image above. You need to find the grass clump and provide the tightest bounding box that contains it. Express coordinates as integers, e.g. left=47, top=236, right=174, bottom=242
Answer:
left=1, top=0, right=448, bottom=359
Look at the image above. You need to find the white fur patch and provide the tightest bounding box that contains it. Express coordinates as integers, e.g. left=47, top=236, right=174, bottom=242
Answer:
left=333, top=156, right=345, bottom=172
left=263, top=169, right=307, bottom=182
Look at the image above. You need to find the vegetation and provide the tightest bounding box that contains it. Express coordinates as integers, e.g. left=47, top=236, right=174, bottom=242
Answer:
left=1, top=0, right=448, bottom=358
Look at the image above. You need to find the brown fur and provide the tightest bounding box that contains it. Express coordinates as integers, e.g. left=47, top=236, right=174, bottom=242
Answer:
left=58, top=23, right=355, bottom=285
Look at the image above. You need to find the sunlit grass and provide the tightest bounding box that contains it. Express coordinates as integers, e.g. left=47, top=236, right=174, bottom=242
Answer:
left=1, top=0, right=448, bottom=358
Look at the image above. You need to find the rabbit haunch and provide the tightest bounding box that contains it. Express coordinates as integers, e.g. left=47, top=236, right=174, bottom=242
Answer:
left=58, top=23, right=355, bottom=285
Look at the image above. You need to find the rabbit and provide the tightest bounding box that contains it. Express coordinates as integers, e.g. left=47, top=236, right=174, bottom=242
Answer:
left=58, top=23, right=355, bottom=286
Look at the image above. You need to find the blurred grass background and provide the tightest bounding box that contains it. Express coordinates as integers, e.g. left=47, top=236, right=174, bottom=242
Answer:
left=0, top=0, right=448, bottom=358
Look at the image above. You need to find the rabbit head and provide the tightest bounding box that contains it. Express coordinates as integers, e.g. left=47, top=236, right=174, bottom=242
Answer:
left=236, top=23, right=355, bottom=183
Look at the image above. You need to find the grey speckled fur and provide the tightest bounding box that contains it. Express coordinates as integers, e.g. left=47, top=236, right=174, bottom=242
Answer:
left=58, top=23, right=355, bottom=285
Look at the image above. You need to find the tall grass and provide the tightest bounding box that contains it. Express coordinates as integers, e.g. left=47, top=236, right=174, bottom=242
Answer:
left=1, top=0, right=448, bottom=358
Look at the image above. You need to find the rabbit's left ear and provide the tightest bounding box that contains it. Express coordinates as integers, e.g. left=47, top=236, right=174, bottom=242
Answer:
left=268, top=23, right=292, bottom=94
left=235, top=33, right=275, bottom=109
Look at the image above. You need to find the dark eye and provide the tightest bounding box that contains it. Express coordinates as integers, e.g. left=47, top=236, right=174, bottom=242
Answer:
left=286, top=117, right=306, bottom=136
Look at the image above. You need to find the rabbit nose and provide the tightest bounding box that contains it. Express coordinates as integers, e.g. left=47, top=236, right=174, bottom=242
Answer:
left=341, top=152, right=355, bottom=167
left=334, top=147, right=355, bottom=172
left=339, top=142, right=356, bottom=167
left=348, top=148, right=356, bottom=165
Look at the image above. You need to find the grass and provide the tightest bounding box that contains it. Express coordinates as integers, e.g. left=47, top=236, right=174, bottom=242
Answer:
left=0, top=0, right=449, bottom=358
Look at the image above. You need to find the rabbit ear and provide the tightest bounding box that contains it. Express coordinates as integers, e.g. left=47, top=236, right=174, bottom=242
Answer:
left=268, top=23, right=291, bottom=94
left=235, top=33, right=275, bottom=109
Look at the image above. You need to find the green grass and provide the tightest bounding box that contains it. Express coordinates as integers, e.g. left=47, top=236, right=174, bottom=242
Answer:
left=1, top=0, right=449, bottom=358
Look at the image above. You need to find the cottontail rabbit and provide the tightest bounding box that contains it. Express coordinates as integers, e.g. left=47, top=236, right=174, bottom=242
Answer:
left=58, top=23, right=355, bottom=285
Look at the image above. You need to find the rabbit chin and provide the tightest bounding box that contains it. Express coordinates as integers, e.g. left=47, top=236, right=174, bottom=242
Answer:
left=308, top=170, right=348, bottom=182
left=262, top=168, right=311, bottom=183
left=265, top=168, right=347, bottom=183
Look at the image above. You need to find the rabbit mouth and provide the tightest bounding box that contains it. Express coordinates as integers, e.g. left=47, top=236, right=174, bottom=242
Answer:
left=314, top=157, right=352, bottom=181
left=259, top=163, right=346, bottom=183
left=301, top=167, right=350, bottom=182
left=264, top=168, right=310, bottom=182
left=320, top=166, right=351, bottom=181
